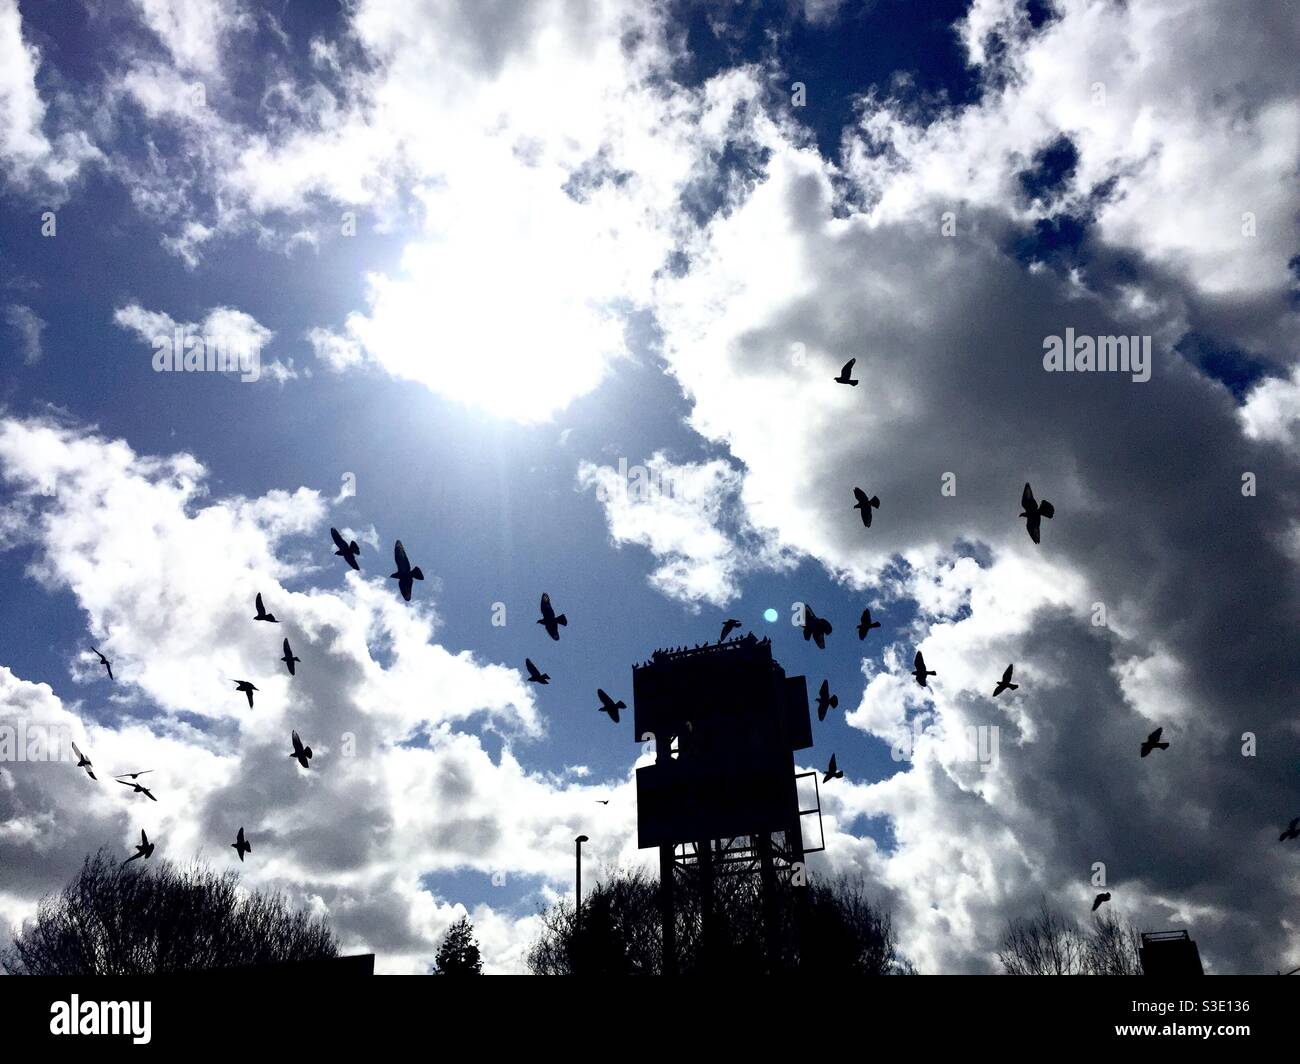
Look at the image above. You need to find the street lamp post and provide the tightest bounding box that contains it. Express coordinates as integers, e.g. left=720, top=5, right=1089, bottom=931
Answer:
left=575, top=834, right=588, bottom=973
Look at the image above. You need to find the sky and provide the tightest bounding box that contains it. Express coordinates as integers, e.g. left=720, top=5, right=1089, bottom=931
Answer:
left=0, top=0, right=1297, bottom=975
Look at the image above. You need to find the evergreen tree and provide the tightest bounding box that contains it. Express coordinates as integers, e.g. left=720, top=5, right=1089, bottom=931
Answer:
left=432, top=914, right=483, bottom=975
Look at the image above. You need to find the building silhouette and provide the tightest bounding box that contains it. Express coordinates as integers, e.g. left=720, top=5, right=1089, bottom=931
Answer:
left=633, top=634, right=820, bottom=972
left=1140, top=931, right=1204, bottom=976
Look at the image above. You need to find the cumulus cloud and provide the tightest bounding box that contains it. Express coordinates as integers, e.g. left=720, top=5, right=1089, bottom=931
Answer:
left=578, top=452, right=792, bottom=608
left=1239, top=367, right=1300, bottom=455
left=113, top=302, right=285, bottom=382
left=5, top=0, right=1298, bottom=976
left=644, top=11, right=1300, bottom=969
left=87, top=0, right=768, bottom=417
left=848, top=0, right=1300, bottom=304
left=0, top=416, right=640, bottom=972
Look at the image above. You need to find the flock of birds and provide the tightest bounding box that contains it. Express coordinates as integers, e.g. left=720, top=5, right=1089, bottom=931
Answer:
left=67, top=367, right=1296, bottom=918
left=75, top=531, right=610, bottom=869
left=77, top=566, right=344, bottom=864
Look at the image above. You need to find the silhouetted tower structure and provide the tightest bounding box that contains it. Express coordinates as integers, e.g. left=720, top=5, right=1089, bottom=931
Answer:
left=633, top=634, right=820, bottom=973
left=1139, top=930, right=1205, bottom=976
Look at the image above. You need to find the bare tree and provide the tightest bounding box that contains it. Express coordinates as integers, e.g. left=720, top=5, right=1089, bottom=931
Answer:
left=1, top=850, right=338, bottom=975
left=999, top=899, right=1142, bottom=975
left=527, top=865, right=914, bottom=975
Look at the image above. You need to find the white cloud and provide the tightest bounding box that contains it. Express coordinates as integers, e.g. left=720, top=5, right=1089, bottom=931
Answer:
left=0, top=0, right=97, bottom=192
left=306, top=326, right=364, bottom=372
left=1239, top=367, right=1300, bottom=454
left=578, top=452, right=792, bottom=608
left=847, top=0, right=1300, bottom=301
left=129, top=0, right=253, bottom=75
left=0, top=416, right=644, bottom=972
left=89, top=0, right=768, bottom=417
left=4, top=303, right=45, bottom=363
left=113, top=302, right=278, bottom=382
left=646, top=44, right=1300, bottom=969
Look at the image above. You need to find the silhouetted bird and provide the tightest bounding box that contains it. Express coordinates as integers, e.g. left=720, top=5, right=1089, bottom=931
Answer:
left=1278, top=817, right=1300, bottom=842
left=124, top=829, right=154, bottom=864
left=253, top=593, right=277, bottom=622
left=992, top=664, right=1018, bottom=697
left=289, top=730, right=313, bottom=769
left=232, top=827, right=251, bottom=862
left=597, top=689, right=625, bottom=723
left=815, top=679, right=839, bottom=722
left=853, top=487, right=880, bottom=528
left=90, top=647, right=113, bottom=680
left=719, top=618, right=742, bottom=642
left=801, top=605, right=832, bottom=649
left=1140, top=727, right=1168, bottom=757
left=857, top=608, right=881, bottom=639
left=1020, top=483, right=1055, bottom=544
left=1092, top=892, right=1111, bottom=912
left=331, top=527, right=361, bottom=570
left=72, top=741, right=96, bottom=781
left=537, top=593, right=567, bottom=641
left=822, top=754, right=844, bottom=783
left=833, top=358, right=859, bottom=386
left=596, top=800, right=610, bottom=805
left=280, top=638, right=300, bottom=676
left=234, top=680, right=258, bottom=709
left=115, top=769, right=152, bottom=780
left=118, top=778, right=157, bottom=802
left=912, top=650, right=936, bottom=688
left=390, top=540, right=424, bottom=601
left=525, top=658, right=550, bottom=684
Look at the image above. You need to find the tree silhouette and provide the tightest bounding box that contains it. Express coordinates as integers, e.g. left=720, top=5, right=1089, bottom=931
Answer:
left=998, top=899, right=1142, bottom=975
left=431, top=914, right=483, bottom=975
left=527, top=866, right=915, bottom=975
left=1, top=850, right=338, bottom=975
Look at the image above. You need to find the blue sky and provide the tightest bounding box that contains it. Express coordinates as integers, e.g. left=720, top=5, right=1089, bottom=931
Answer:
left=1, top=0, right=1298, bottom=974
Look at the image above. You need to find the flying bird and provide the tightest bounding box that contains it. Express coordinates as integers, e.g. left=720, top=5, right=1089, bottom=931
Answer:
left=537, top=593, right=567, bottom=641
left=857, top=608, right=881, bottom=640
left=233, top=680, right=258, bottom=709
left=280, top=638, right=300, bottom=676
left=719, top=618, right=742, bottom=643
left=90, top=647, right=113, bottom=680
left=331, top=527, right=361, bottom=570
left=822, top=754, right=844, bottom=784
left=992, top=664, right=1018, bottom=697
left=596, top=689, right=625, bottom=723
left=801, top=605, right=833, bottom=650
left=1019, top=483, right=1055, bottom=544
left=525, top=658, right=550, bottom=684
left=123, top=829, right=155, bottom=864
left=289, top=730, right=313, bottom=769
left=253, top=593, right=277, bottom=623
left=390, top=540, right=425, bottom=601
left=114, top=769, right=152, bottom=781
left=853, top=487, right=880, bottom=528
left=1092, top=892, right=1111, bottom=912
left=912, top=650, right=936, bottom=688
left=232, top=827, right=251, bottom=862
left=118, top=778, right=157, bottom=802
left=595, top=800, right=610, bottom=805
left=1140, top=727, right=1169, bottom=757
left=71, top=741, right=96, bottom=781
left=815, top=679, right=839, bottom=722
left=833, top=358, right=859, bottom=386
left=1279, top=817, right=1300, bottom=842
